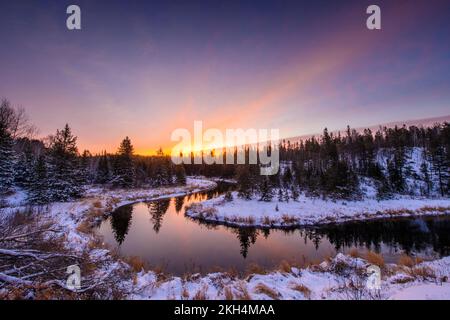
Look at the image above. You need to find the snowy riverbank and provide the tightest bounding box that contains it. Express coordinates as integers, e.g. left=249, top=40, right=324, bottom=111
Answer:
left=127, top=253, right=450, bottom=300
left=185, top=192, right=450, bottom=228
left=2, top=178, right=450, bottom=300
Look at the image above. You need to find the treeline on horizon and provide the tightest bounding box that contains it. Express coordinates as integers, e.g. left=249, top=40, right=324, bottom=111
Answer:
left=1, top=98, right=449, bottom=205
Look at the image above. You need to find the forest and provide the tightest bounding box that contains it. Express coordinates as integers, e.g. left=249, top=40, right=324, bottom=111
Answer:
left=1, top=98, right=449, bottom=206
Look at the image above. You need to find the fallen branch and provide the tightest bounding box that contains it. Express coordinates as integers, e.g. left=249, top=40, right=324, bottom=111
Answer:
left=0, top=272, right=32, bottom=286
left=0, top=228, right=60, bottom=242
left=0, top=248, right=79, bottom=261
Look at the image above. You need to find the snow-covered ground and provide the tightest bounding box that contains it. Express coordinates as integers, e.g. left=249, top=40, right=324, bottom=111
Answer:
left=2, top=177, right=450, bottom=300
left=186, top=193, right=450, bottom=228
left=127, top=253, right=450, bottom=300
left=1, top=178, right=217, bottom=251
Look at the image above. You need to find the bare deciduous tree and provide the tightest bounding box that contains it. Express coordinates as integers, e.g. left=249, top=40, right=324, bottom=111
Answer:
left=0, top=98, right=38, bottom=139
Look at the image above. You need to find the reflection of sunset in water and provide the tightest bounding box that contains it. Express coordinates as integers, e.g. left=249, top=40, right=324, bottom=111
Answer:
left=97, top=184, right=450, bottom=275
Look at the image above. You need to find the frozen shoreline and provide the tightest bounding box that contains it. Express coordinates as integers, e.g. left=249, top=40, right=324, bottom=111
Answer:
left=2, top=178, right=450, bottom=300
left=185, top=191, right=450, bottom=228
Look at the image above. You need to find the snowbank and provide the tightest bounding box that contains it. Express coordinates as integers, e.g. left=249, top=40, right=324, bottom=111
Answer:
left=127, top=253, right=450, bottom=300
left=186, top=192, right=450, bottom=228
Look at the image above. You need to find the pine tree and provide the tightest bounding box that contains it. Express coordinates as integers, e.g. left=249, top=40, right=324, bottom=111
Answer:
left=236, top=165, right=252, bottom=200
left=224, top=191, right=233, bottom=202
left=112, top=137, right=135, bottom=188
left=0, top=128, right=15, bottom=193
left=278, top=188, right=283, bottom=202
left=283, top=188, right=290, bottom=202
left=79, top=150, right=93, bottom=184
left=46, top=124, right=84, bottom=201
left=258, top=178, right=273, bottom=202
left=14, top=141, right=34, bottom=189
left=29, top=155, right=50, bottom=204
left=420, top=161, right=431, bottom=196
left=291, top=185, right=299, bottom=201
left=175, top=165, right=186, bottom=185
left=387, top=149, right=405, bottom=193
left=282, top=167, right=293, bottom=187
left=95, top=152, right=110, bottom=184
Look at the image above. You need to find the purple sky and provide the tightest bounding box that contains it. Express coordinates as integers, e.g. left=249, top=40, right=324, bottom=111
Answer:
left=0, top=0, right=449, bottom=154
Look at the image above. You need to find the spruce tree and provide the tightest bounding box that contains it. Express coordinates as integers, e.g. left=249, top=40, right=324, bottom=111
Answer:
left=29, top=154, right=50, bottom=204
left=387, top=149, right=405, bottom=193
left=278, top=188, right=283, bottom=202
left=291, top=185, right=299, bottom=201
left=224, top=191, right=233, bottom=202
left=46, top=124, right=83, bottom=201
left=420, top=161, right=431, bottom=196
left=112, top=137, right=135, bottom=188
left=95, top=152, right=111, bottom=184
left=0, top=128, right=15, bottom=193
left=14, top=141, right=34, bottom=189
left=236, top=165, right=252, bottom=200
left=175, top=165, right=186, bottom=185
left=258, top=178, right=273, bottom=202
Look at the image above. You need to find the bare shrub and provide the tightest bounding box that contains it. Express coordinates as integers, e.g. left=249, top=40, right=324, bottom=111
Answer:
left=235, top=281, right=251, bottom=300
left=254, top=283, right=280, bottom=300
left=398, top=254, right=415, bottom=268
left=291, top=283, right=311, bottom=299
left=193, top=285, right=208, bottom=300
left=246, top=263, right=267, bottom=275
left=124, top=256, right=147, bottom=272
left=366, top=251, right=385, bottom=268
left=223, top=286, right=234, bottom=300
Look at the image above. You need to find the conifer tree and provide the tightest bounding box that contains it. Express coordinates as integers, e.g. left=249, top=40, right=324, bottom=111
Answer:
left=236, top=165, right=252, bottom=200
left=95, top=151, right=111, bottom=184
left=46, top=124, right=83, bottom=200
left=0, top=128, right=15, bottom=193
left=112, top=137, right=136, bottom=188
left=14, top=141, right=34, bottom=189
left=175, top=165, right=186, bottom=185
left=258, top=177, right=273, bottom=202
left=29, top=154, right=50, bottom=204
left=420, top=161, right=431, bottom=196
left=291, top=185, right=299, bottom=201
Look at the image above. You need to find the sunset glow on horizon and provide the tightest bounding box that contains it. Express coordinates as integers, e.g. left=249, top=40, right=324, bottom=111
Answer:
left=1, top=0, right=449, bottom=155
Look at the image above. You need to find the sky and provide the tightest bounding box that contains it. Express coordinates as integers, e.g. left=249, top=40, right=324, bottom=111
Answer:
left=0, top=0, right=449, bottom=155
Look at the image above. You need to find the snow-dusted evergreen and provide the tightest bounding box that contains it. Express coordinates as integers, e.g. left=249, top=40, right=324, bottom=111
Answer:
left=0, top=129, right=15, bottom=193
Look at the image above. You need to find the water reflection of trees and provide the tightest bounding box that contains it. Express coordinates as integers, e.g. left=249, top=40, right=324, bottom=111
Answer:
left=306, top=217, right=450, bottom=256
left=175, top=197, right=184, bottom=213
left=110, top=205, right=133, bottom=245
left=147, top=198, right=171, bottom=233
left=233, top=228, right=259, bottom=258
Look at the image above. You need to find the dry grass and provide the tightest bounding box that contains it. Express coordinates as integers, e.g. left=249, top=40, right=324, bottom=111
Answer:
left=262, top=216, right=274, bottom=226
left=92, top=200, right=103, bottom=208
left=254, top=283, right=280, bottom=300
left=76, top=203, right=108, bottom=234
left=125, top=256, right=147, bottom=272
left=235, top=281, right=252, bottom=300
left=76, top=220, right=92, bottom=234
left=407, top=266, right=436, bottom=280
left=223, top=286, right=234, bottom=300
left=291, top=283, right=311, bottom=299
left=384, top=209, right=414, bottom=216
left=391, top=275, right=415, bottom=284
left=226, top=267, right=239, bottom=279
left=193, top=286, right=208, bottom=300
left=419, top=206, right=449, bottom=213
left=278, top=260, right=292, bottom=273
left=281, top=214, right=297, bottom=225
left=246, top=263, right=267, bottom=275
left=398, top=254, right=415, bottom=268
left=366, top=251, right=385, bottom=268
left=349, top=248, right=361, bottom=258
left=182, top=287, right=190, bottom=299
